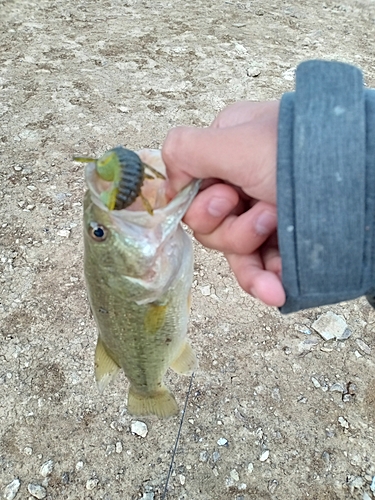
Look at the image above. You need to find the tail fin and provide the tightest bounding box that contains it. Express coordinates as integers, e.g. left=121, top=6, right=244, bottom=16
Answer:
left=127, top=385, right=179, bottom=418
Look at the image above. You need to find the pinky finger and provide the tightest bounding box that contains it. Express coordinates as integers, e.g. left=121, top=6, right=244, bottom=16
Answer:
left=226, top=252, right=286, bottom=307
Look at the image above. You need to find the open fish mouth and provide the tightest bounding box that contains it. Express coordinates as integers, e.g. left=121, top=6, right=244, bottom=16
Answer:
left=84, top=148, right=201, bottom=228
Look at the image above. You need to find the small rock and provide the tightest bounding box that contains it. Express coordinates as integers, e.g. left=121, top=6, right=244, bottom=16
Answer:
left=370, top=475, right=375, bottom=492
left=312, top=311, right=350, bottom=341
left=61, top=472, right=70, bottom=484
left=217, top=437, right=228, bottom=446
left=199, top=285, right=211, bottom=296
left=75, top=461, right=84, bottom=471
left=86, top=479, right=99, bottom=491
left=259, top=450, right=269, bottom=462
left=347, top=382, right=357, bottom=395
left=13, top=165, right=23, bottom=171
left=238, top=483, right=247, bottom=491
left=27, top=484, right=47, bottom=499
left=311, top=377, right=321, bottom=388
left=131, top=421, right=148, bottom=437
left=57, top=229, right=70, bottom=238
left=24, top=447, right=33, bottom=455
left=322, top=451, right=330, bottom=465
left=212, top=451, right=220, bottom=463
left=199, top=451, right=208, bottom=462
left=330, top=383, right=345, bottom=393
left=40, top=460, right=54, bottom=477
left=356, top=339, right=371, bottom=355
left=179, top=474, right=185, bottom=485
left=246, top=65, right=261, bottom=77
left=247, top=463, right=254, bottom=474
left=115, top=441, right=123, bottom=453
left=295, top=324, right=311, bottom=335
left=3, top=479, right=21, bottom=500
left=225, top=477, right=236, bottom=488
left=230, top=469, right=239, bottom=481
left=347, top=475, right=364, bottom=493
left=338, top=416, right=349, bottom=429
left=142, top=493, right=154, bottom=500
left=268, top=479, right=278, bottom=494
left=27, top=185, right=37, bottom=191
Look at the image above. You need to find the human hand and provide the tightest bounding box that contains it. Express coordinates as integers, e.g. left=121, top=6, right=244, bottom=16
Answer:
left=162, top=101, right=285, bottom=307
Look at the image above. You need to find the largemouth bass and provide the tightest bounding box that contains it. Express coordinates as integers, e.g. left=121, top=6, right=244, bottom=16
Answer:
left=82, top=149, right=199, bottom=418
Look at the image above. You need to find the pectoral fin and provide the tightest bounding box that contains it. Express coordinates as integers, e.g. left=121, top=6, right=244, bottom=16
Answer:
left=170, top=342, right=198, bottom=375
left=95, top=337, right=121, bottom=394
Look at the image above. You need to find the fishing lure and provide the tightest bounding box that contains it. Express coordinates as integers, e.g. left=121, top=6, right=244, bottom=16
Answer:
left=74, top=146, right=165, bottom=214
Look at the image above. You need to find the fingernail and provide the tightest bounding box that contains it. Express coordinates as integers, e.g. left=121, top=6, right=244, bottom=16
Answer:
left=207, top=197, right=233, bottom=217
left=255, top=210, right=277, bottom=235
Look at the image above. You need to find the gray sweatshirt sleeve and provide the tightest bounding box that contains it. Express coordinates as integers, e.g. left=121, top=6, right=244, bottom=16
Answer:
left=277, top=60, right=375, bottom=313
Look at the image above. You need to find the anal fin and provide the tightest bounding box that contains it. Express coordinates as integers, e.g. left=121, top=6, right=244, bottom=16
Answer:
left=128, top=385, right=178, bottom=418
left=170, top=342, right=198, bottom=375
left=95, top=337, right=121, bottom=394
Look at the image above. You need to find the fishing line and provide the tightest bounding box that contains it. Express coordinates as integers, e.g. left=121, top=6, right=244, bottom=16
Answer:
left=161, top=372, right=195, bottom=500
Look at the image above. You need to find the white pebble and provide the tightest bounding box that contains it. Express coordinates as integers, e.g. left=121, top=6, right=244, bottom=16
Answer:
left=179, top=474, right=186, bottom=485
left=338, top=416, right=349, bottom=429
left=24, top=447, right=33, bottom=455
left=330, top=383, right=345, bottom=393
left=28, top=483, right=47, bottom=499
left=116, top=441, right=123, bottom=453
left=75, top=461, right=84, bottom=471
left=217, top=437, right=228, bottom=446
left=259, top=450, right=270, bottom=462
left=311, top=377, right=321, bottom=389
left=131, top=420, right=148, bottom=437
left=27, top=185, right=37, bottom=191
left=312, top=312, right=350, bottom=341
left=199, top=285, right=211, bottom=296
left=142, top=493, right=154, bottom=500
left=86, top=479, right=99, bottom=490
left=3, top=479, right=21, bottom=500
left=230, top=469, right=239, bottom=481
left=40, top=460, right=54, bottom=477
left=356, top=338, right=371, bottom=355
left=57, top=229, right=70, bottom=238
left=247, top=463, right=254, bottom=474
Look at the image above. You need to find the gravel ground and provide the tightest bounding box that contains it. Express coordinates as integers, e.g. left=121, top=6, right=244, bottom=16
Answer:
left=1, top=0, right=375, bottom=499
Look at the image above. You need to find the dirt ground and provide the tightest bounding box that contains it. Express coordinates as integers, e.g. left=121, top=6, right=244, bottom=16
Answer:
left=1, top=0, right=375, bottom=499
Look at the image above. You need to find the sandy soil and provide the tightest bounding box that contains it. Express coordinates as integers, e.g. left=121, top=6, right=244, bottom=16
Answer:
left=1, top=0, right=375, bottom=499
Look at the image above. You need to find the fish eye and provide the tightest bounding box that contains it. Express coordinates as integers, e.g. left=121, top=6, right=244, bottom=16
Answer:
left=89, top=223, right=108, bottom=242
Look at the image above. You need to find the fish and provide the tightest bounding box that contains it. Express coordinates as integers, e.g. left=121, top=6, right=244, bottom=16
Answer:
left=82, top=148, right=200, bottom=418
